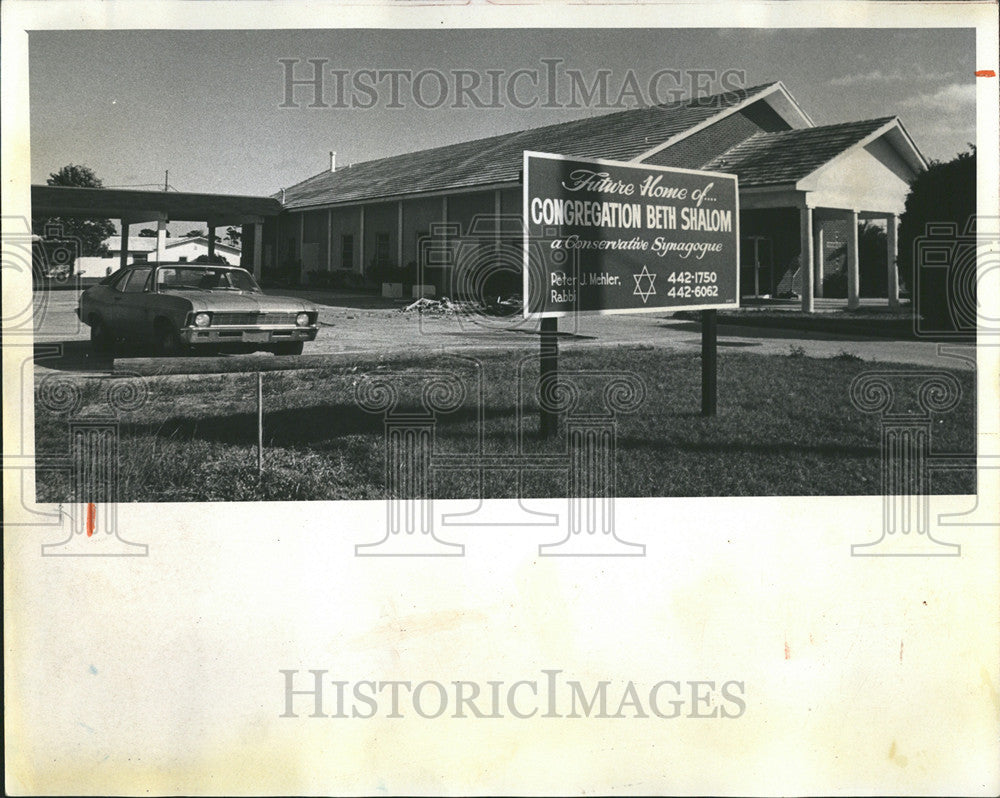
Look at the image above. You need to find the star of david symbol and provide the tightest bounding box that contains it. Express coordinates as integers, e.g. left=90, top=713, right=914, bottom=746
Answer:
left=632, top=265, right=657, bottom=304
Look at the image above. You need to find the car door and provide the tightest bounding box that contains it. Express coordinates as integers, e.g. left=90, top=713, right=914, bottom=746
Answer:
left=81, top=269, right=127, bottom=328
left=113, top=266, right=154, bottom=339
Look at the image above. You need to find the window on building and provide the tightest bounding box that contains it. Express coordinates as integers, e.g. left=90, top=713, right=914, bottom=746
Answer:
left=133, top=253, right=148, bottom=263
left=341, top=234, right=354, bottom=269
left=374, top=233, right=391, bottom=268
left=178, top=256, right=188, bottom=263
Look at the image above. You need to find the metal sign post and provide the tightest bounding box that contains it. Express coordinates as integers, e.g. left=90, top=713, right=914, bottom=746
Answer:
left=539, top=317, right=559, bottom=437
left=701, top=309, right=717, bottom=416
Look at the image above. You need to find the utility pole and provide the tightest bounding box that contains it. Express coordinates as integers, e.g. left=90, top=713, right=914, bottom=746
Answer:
left=164, top=170, right=169, bottom=191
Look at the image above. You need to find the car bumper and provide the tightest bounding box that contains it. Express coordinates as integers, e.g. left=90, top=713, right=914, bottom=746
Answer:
left=179, top=326, right=319, bottom=345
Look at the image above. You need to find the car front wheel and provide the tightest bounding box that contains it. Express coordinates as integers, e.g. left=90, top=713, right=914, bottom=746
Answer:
left=154, top=320, right=188, bottom=357
left=90, top=316, right=113, bottom=353
left=271, top=341, right=304, bottom=356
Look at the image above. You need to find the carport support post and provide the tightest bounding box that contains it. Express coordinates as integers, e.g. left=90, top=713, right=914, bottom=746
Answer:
left=701, top=309, right=717, bottom=417
left=118, top=222, right=129, bottom=270
left=155, top=215, right=167, bottom=265
left=540, top=317, right=558, bottom=437
left=257, top=371, right=264, bottom=475
left=252, top=223, right=263, bottom=281
left=207, top=220, right=216, bottom=261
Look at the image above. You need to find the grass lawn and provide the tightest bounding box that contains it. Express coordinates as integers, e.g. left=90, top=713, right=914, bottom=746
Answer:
left=34, top=348, right=976, bottom=501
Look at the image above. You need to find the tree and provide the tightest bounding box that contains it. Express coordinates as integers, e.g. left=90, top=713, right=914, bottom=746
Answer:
left=183, top=229, right=221, bottom=241
left=898, top=146, right=976, bottom=335
left=32, top=164, right=116, bottom=264
left=138, top=228, right=170, bottom=237
left=225, top=226, right=242, bottom=247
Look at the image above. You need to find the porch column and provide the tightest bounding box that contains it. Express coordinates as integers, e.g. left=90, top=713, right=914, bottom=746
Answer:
left=847, top=210, right=860, bottom=310
left=886, top=213, right=900, bottom=310
left=119, top=222, right=129, bottom=270
left=397, top=201, right=404, bottom=271
left=799, top=206, right=814, bottom=313
left=358, top=206, right=365, bottom=276
left=155, top=215, right=167, bottom=264
left=252, top=223, right=263, bottom=281
left=813, top=222, right=824, bottom=299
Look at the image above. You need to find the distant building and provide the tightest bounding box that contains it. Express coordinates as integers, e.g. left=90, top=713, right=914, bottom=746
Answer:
left=76, top=235, right=242, bottom=279
left=104, top=235, right=241, bottom=265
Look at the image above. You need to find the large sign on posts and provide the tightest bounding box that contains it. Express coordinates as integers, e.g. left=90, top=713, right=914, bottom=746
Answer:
left=523, top=151, right=740, bottom=318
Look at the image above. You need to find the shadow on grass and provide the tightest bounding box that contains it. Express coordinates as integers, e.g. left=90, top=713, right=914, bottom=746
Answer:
left=612, top=433, right=879, bottom=459
left=132, top=402, right=530, bottom=446
left=34, top=340, right=115, bottom=373
left=130, top=399, right=881, bottom=462
left=659, top=320, right=883, bottom=343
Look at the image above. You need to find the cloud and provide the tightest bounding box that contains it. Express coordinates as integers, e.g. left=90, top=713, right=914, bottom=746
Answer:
left=830, top=68, right=959, bottom=87
left=898, top=82, right=977, bottom=113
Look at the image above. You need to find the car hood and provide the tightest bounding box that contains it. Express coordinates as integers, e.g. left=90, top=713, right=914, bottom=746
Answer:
left=159, top=290, right=318, bottom=313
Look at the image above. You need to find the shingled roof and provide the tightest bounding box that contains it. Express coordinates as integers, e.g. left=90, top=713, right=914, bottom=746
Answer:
left=280, top=82, right=785, bottom=209
left=701, top=117, right=898, bottom=187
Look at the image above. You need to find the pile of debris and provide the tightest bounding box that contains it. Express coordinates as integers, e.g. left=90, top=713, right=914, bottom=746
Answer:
left=400, top=294, right=523, bottom=316
left=401, top=296, right=463, bottom=315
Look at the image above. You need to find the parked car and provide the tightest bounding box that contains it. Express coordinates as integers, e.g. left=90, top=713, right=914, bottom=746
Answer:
left=77, top=263, right=320, bottom=355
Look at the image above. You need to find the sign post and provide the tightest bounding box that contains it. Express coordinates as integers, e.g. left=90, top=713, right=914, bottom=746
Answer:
left=539, top=316, right=559, bottom=437
left=523, top=151, right=739, bottom=427
left=701, top=309, right=717, bottom=416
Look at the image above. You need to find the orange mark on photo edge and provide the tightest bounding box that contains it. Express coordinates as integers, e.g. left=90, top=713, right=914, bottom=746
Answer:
left=784, top=641, right=790, bottom=660
left=975, top=70, right=996, bottom=77
left=86, top=503, right=96, bottom=537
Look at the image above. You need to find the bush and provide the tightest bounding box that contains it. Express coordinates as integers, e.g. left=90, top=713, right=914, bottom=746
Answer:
left=899, top=147, right=976, bottom=334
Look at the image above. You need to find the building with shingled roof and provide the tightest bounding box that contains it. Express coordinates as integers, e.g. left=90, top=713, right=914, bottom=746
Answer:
left=266, top=81, right=926, bottom=310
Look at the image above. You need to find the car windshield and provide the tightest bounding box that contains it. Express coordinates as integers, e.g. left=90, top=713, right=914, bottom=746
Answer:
left=155, top=266, right=261, bottom=292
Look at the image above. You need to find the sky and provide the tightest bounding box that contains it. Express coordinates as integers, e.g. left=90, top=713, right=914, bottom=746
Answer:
left=29, top=28, right=977, bottom=204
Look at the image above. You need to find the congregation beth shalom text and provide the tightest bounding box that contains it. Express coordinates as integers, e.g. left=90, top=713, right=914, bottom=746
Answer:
left=528, top=168, right=733, bottom=260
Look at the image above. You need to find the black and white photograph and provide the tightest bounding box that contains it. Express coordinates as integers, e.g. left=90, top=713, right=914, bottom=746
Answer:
left=3, top=1, right=998, bottom=795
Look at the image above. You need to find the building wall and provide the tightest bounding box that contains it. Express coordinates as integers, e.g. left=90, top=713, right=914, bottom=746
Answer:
left=301, top=209, right=328, bottom=272
left=363, top=202, right=398, bottom=274
left=739, top=208, right=800, bottom=296
left=445, top=190, right=495, bottom=237
left=401, top=196, right=444, bottom=269
left=329, top=206, right=362, bottom=270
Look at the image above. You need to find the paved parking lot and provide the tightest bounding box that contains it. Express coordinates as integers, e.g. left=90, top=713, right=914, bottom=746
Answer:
left=31, top=287, right=972, bottom=375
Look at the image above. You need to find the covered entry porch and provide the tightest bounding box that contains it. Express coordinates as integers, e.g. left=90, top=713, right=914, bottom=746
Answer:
left=739, top=193, right=903, bottom=312
left=700, top=115, right=926, bottom=312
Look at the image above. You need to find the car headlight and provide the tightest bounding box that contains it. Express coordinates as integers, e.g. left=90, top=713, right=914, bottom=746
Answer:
left=295, top=313, right=310, bottom=327
left=193, top=312, right=211, bottom=328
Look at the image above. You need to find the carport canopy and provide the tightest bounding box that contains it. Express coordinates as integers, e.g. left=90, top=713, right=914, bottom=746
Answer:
left=31, top=184, right=282, bottom=278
